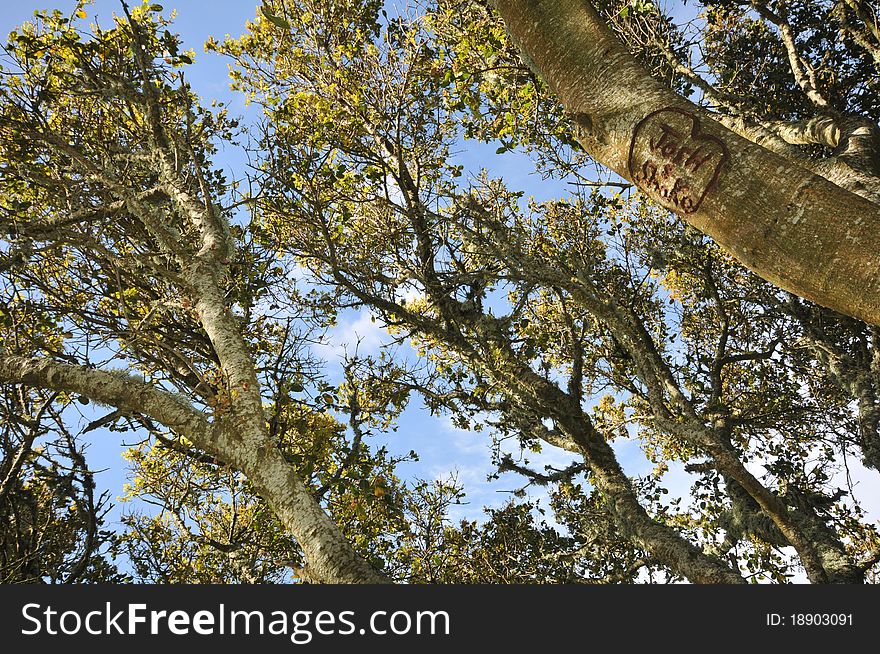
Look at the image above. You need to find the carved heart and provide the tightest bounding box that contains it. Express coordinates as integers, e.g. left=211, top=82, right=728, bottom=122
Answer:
left=627, top=108, right=729, bottom=214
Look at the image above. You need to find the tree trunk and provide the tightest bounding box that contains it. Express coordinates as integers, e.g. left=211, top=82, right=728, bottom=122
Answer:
left=206, top=422, right=390, bottom=584
left=494, top=0, right=880, bottom=325
left=0, top=354, right=388, bottom=584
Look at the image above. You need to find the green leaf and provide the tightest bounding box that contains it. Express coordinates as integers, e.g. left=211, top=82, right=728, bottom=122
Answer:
left=261, top=5, right=291, bottom=30
left=150, top=3, right=163, bottom=11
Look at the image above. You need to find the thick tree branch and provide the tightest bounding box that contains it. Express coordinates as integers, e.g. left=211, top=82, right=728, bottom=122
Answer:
left=0, top=354, right=210, bottom=438
left=0, top=353, right=388, bottom=584
left=494, top=0, right=880, bottom=325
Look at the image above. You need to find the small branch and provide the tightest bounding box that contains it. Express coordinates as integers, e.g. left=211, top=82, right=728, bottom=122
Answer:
left=0, top=392, right=57, bottom=505
left=749, top=1, right=832, bottom=111
left=498, top=453, right=589, bottom=486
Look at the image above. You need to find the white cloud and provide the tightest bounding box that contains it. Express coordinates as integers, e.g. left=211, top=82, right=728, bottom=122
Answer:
left=831, top=453, right=880, bottom=522
left=395, top=282, right=425, bottom=305
left=311, top=308, right=390, bottom=361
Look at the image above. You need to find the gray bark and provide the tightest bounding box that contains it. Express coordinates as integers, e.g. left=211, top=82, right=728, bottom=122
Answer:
left=0, top=354, right=387, bottom=583
left=494, top=0, right=880, bottom=326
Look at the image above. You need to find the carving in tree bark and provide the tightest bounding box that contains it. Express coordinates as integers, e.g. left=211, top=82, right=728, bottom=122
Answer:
left=494, top=0, right=880, bottom=325
left=628, top=108, right=729, bottom=214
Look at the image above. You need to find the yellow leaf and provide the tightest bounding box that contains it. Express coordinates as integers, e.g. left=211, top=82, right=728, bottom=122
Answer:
left=76, top=9, right=87, bottom=19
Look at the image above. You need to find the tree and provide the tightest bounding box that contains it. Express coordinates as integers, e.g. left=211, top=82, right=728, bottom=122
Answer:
left=117, top=379, right=458, bottom=583
left=0, top=2, right=386, bottom=582
left=2, top=0, right=880, bottom=585
left=214, top=0, right=880, bottom=583
left=494, top=0, right=880, bottom=325
left=0, top=385, right=123, bottom=582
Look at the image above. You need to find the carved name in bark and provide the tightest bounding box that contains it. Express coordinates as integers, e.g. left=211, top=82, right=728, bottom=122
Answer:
left=628, top=108, right=729, bottom=213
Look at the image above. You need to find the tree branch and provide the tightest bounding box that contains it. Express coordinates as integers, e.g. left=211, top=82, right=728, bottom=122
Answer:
left=0, top=353, right=209, bottom=439
left=494, top=0, right=880, bottom=325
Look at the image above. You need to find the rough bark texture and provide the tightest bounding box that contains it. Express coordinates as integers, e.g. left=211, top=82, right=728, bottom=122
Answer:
left=482, top=350, right=745, bottom=583
left=559, top=410, right=745, bottom=584
left=494, top=0, right=880, bottom=325
left=0, top=355, right=387, bottom=584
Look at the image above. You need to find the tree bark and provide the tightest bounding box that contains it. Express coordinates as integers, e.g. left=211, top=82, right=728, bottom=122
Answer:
left=0, top=355, right=388, bottom=584
left=494, top=0, right=880, bottom=325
